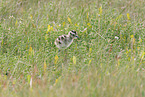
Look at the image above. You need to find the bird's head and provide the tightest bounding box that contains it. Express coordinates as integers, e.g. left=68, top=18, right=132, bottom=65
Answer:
left=68, top=30, right=79, bottom=39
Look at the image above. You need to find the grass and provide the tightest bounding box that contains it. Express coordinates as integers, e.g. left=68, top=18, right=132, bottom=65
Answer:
left=0, top=0, right=145, bottom=97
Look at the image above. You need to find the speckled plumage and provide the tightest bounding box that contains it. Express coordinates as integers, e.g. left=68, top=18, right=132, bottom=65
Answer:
left=54, top=30, right=78, bottom=49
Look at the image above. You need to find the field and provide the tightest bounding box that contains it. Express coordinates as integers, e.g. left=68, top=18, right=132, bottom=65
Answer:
left=0, top=0, right=145, bottom=97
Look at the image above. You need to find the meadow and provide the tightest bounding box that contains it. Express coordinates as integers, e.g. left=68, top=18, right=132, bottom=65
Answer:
left=0, top=0, right=145, bottom=97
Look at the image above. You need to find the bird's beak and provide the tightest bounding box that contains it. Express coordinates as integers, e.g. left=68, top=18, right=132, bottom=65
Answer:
left=75, top=35, right=79, bottom=39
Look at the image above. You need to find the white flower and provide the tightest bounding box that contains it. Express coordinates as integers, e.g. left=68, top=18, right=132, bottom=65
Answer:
left=115, top=36, right=119, bottom=40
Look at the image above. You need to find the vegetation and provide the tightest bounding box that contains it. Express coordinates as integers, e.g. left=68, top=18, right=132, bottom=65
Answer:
left=0, top=0, right=144, bottom=97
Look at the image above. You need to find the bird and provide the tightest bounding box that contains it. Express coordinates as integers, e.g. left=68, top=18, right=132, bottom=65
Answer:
left=54, top=30, right=79, bottom=50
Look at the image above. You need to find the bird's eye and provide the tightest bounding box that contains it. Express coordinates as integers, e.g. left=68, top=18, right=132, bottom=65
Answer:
left=70, top=32, right=75, bottom=36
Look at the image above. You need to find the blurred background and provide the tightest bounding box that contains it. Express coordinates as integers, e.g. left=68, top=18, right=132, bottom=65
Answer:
left=0, top=0, right=145, bottom=97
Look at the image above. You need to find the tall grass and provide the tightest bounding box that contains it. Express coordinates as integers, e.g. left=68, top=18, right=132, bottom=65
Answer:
left=0, top=0, right=145, bottom=97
